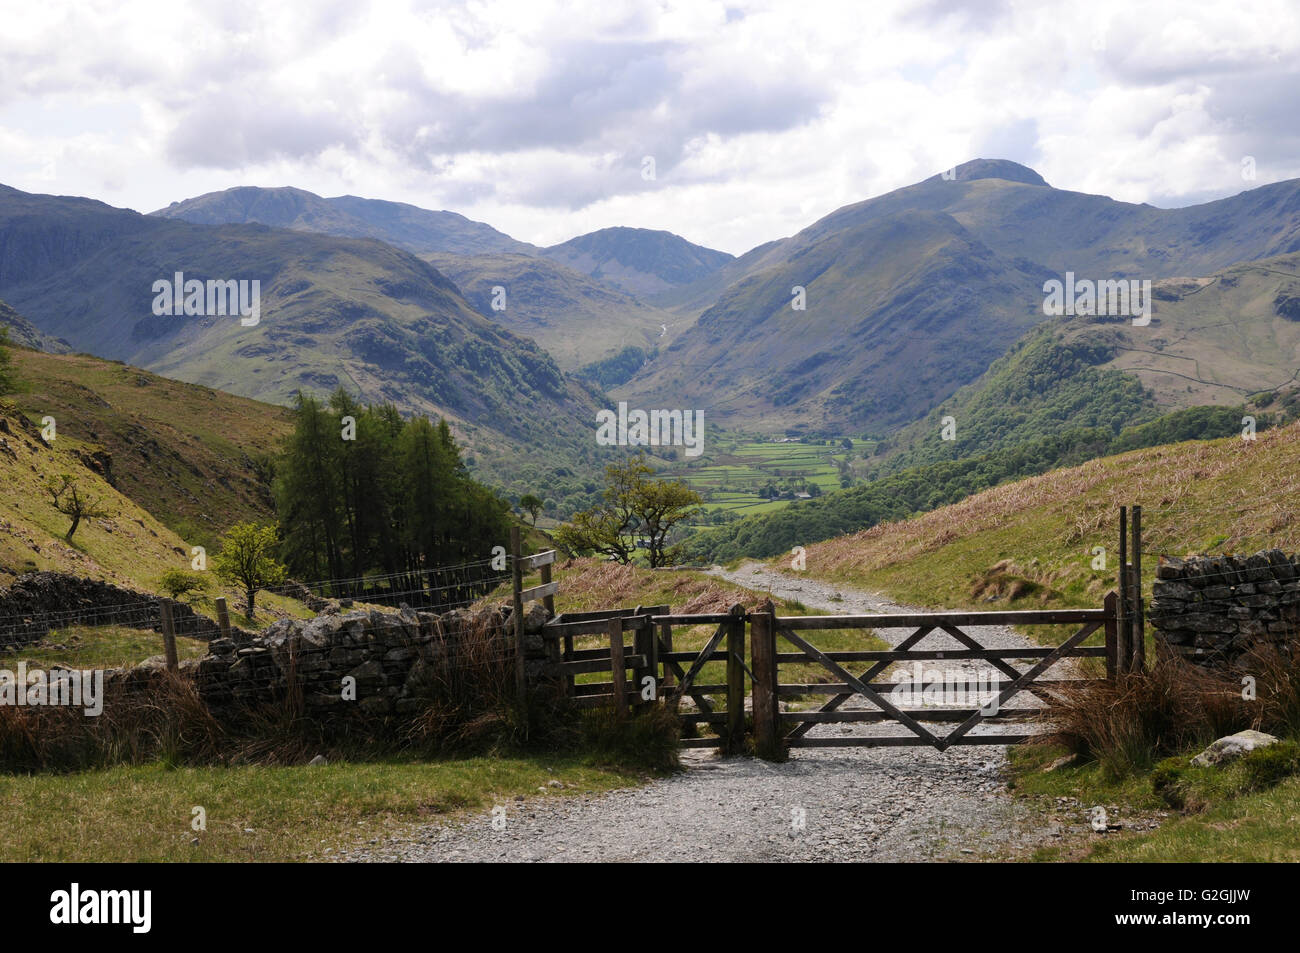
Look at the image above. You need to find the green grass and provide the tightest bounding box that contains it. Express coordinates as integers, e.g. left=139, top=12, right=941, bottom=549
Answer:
left=4, top=625, right=208, bottom=669
left=1009, top=740, right=1300, bottom=862
left=664, top=434, right=854, bottom=519
left=0, top=756, right=642, bottom=862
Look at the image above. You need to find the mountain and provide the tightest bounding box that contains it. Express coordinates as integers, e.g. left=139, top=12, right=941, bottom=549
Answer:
left=626, top=158, right=1300, bottom=435
left=620, top=207, right=1050, bottom=434
left=0, top=298, right=69, bottom=352
left=153, top=186, right=535, bottom=256
left=0, top=184, right=604, bottom=491
left=540, top=226, right=734, bottom=298
left=421, top=252, right=677, bottom=369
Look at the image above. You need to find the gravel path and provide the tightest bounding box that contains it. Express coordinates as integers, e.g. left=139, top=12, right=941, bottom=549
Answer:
left=340, top=563, right=1075, bottom=863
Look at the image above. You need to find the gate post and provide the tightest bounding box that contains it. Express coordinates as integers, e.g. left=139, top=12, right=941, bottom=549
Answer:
left=725, top=603, right=746, bottom=755
left=1103, top=590, right=1118, bottom=680
left=1131, top=505, right=1145, bottom=673
left=750, top=605, right=781, bottom=761
left=608, top=617, right=628, bottom=719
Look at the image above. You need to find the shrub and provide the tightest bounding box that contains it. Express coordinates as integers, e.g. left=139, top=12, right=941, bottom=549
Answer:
left=1240, top=740, right=1300, bottom=792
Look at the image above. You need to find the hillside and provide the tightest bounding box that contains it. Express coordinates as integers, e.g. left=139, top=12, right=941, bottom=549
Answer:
left=0, top=298, right=68, bottom=352
left=775, top=419, right=1300, bottom=614
left=0, top=399, right=204, bottom=591
left=7, top=346, right=291, bottom=548
left=153, top=186, right=535, bottom=256
left=874, top=252, right=1300, bottom=472
left=620, top=208, right=1049, bottom=434
left=422, top=252, right=676, bottom=369
left=0, top=184, right=606, bottom=491
left=631, top=159, right=1300, bottom=435
left=540, top=226, right=734, bottom=298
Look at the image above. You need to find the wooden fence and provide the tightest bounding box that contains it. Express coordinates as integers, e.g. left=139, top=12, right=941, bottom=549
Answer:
left=543, top=594, right=1124, bottom=757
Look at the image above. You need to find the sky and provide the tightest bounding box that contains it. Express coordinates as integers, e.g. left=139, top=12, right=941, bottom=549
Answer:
left=2, top=0, right=1298, bottom=255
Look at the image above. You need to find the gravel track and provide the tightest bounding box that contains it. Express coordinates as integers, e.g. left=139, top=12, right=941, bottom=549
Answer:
left=341, top=563, right=1072, bottom=862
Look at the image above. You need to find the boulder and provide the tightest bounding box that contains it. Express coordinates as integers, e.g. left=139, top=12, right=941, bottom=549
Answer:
left=1191, top=730, right=1279, bottom=767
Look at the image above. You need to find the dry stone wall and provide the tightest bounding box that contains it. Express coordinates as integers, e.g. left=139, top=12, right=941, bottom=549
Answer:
left=1149, top=550, right=1300, bottom=666
left=0, top=572, right=222, bottom=647
left=188, top=601, right=558, bottom=718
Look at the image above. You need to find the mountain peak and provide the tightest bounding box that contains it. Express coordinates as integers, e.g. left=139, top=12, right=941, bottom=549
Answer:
left=933, top=159, right=1049, bottom=188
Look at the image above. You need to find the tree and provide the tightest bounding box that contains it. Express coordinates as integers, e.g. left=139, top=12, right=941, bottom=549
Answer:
left=160, top=568, right=210, bottom=601
left=213, top=522, right=287, bottom=618
left=45, top=473, right=109, bottom=542
left=554, top=455, right=701, bottom=568
left=519, top=493, right=544, bottom=526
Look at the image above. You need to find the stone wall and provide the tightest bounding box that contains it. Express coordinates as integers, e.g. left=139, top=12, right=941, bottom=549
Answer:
left=0, top=572, right=223, bottom=647
left=1149, top=550, right=1300, bottom=666
left=186, top=601, right=558, bottom=718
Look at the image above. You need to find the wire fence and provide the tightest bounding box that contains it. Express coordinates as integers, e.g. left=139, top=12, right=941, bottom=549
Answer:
left=0, top=553, right=526, bottom=657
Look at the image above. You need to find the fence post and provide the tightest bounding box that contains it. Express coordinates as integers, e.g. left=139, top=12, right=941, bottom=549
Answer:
left=1103, top=590, right=1118, bottom=680
left=510, top=526, right=527, bottom=710
left=608, top=617, right=628, bottom=718
left=726, top=603, right=746, bottom=755
left=632, top=618, right=652, bottom=711
left=750, top=606, right=780, bottom=760
left=214, top=596, right=232, bottom=641
left=1132, top=505, right=1145, bottom=673
left=159, top=600, right=179, bottom=673
left=1117, top=507, right=1129, bottom=676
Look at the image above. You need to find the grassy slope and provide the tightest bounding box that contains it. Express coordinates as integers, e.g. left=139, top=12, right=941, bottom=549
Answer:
left=782, top=419, right=1300, bottom=613
left=9, top=347, right=291, bottom=548
left=0, top=396, right=307, bottom=627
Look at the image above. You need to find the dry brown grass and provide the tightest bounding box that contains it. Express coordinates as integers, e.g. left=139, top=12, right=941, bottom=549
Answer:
left=787, top=421, right=1300, bottom=611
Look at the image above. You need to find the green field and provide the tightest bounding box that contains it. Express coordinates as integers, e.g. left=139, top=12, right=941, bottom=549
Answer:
left=665, top=434, right=867, bottom=522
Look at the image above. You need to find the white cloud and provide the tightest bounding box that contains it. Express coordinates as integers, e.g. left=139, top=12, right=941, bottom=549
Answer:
left=0, top=0, right=1297, bottom=253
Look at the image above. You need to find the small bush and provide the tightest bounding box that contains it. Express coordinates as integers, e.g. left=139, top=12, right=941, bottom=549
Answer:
left=575, top=705, right=681, bottom=772
left=1041, top=658, right=1252, bottom=779
left=1151, top=756, right=1191, bottom=809
left=159, top=569, right=210, bottom=601
left=1240, top=740, right=1300, bottom=792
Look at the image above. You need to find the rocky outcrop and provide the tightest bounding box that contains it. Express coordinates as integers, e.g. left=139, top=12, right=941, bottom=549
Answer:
left=1149, top=550, right=1300, bottom=665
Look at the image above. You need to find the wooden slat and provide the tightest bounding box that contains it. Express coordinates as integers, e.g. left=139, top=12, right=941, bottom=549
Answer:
left=542, top=615, right=652, bottom=637
left=559, top=654, right=646, bottom=675
left=774, top=647, right=1106, bottom=663
left=789, top=734, right=1035, bottom=748
left=650, top=613, right=738, bottom=624
left=522, top=550, right=556, bottom=570
left=777, top=678, right=1093, bottom=695
left=680, top=712, right=731, bottom=725
left=519, top=580, right=559, bottom=602
left=775, top=609, right=1106, bottom=629
left=778, top=708, right=1040, bottom=723
left=661, top=651, right=728, bottom=663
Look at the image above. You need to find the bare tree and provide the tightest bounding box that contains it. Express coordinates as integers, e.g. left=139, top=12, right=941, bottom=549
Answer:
left=46, top=473, right=110, bottom=541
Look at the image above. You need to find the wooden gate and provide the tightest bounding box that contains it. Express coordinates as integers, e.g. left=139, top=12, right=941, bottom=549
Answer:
left=748, top=596, right=1118, bottom=757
